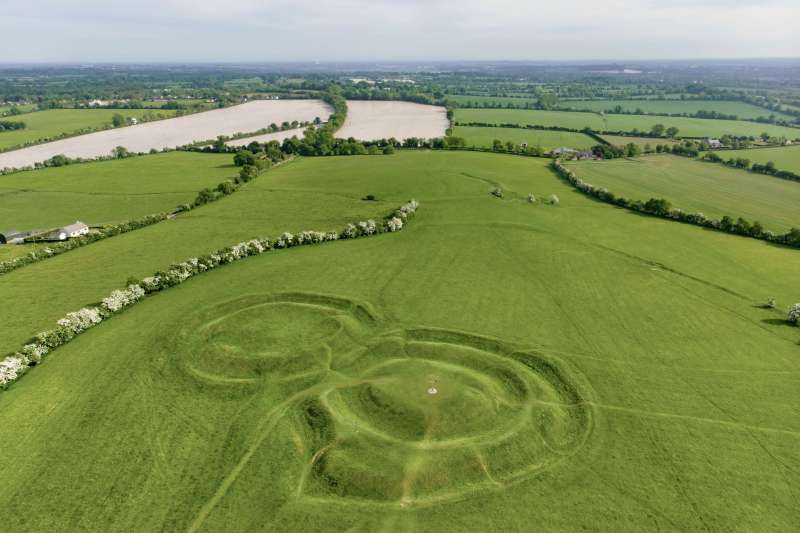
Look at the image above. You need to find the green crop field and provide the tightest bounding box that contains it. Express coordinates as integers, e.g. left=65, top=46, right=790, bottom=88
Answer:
left=453, top=125, right=596, bottom=150
left=0, top=152, right=236, bottom=230
left=0, top=151, right=798, bottom=531
left=715, top=145, right=800, bottom=174
left=447, top=95, right=793, bottom=121
left=0, top=108, right=177, bottom=150
left=558, top=99, right=794, bottom=120
left=455, top=108, right=800, bottom=139
left=600, top=134, right=680, bottom=149
left=568, top=154, right=800, bottom=232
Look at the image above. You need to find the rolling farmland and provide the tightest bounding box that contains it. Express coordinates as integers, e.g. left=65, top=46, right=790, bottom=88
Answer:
left=0, top=108, right=177, bottom=150
left=0, top=151, right=798, bottom=531
left=455, top=108, right=800, bottom=139
left=568, top=154, right=800, bottom=231
left=0, top=152, right=235, bottom=229
left=0, top=100, right=332, bottom=170
left=453, top=125, right=596, bottom=150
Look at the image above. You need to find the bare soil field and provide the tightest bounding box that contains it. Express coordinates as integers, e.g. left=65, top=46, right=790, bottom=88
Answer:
left=226, top=126, right=312, bottom=147
left=0, top=100, right=331, bottom=170
left=336, top=101, right=449, bottom=140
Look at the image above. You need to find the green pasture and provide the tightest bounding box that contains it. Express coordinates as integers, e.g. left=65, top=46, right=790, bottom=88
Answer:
left=0, top=152, right=235, bottom=231
left=0, top=108, right=177, bottom=150
left=714, top=145, right=800, bottom=174
left=568, top=155, right=800, bottom=232
left=0, top=151, right=798, bottom=531
left=455, top=108, right=800, bottom=139
left=599, top=134, right=679, bottom=149
left=452, top=126, right=596, bottom=150
left=558, top=99, right=794, bottom=120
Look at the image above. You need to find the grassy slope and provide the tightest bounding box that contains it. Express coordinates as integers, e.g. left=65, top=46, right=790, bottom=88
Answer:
left=568, top=155, right=800, bottom=232
left=0, top=152, right=236, bottom=230
left=0, top=157, right=394, bottom=356
left=0, top=151, right=798, bottom=531
left=0, top=108, right=177, bottom=150
left=453, top=125, right=596, bottom=150
left=716, top=145, right=800, bottom=174
left=456, top=108, right=800, bottom=139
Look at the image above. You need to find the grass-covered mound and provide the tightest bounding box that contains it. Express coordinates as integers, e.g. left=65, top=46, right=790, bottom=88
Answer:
left=567, top=154, right=800, bottom=232
left=0, top=151, right=798, bottom=531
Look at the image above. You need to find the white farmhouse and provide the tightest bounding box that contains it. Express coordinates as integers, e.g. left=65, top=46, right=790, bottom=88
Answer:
left=51, top=221, right=90, bottom=241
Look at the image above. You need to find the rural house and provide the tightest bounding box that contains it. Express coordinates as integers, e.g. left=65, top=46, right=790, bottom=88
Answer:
left=707, top=138, right=723, bottom=149
left=47, top=221, right=90, bottom=241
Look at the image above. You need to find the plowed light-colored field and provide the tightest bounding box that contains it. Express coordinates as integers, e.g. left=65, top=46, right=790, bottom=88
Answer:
left=337, top=101, right=449, bottom=140
left=227, top=127, right=311, bottom=147
left=0, top=100, right=331, bottom=170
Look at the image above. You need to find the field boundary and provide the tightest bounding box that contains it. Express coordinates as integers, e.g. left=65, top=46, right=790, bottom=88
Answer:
left=551, top=158, right=800, bottom=249
left=0, top=201, right=418, bottom=389
left=0, top=157, right=293, bottom=276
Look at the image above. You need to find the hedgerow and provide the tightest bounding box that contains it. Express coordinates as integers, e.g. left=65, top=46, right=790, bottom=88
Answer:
left=551, top=159, right=800, bottom=249
left=0, top=200, right=419, bottom=389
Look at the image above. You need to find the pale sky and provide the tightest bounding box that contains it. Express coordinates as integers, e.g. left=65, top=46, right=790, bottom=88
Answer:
left=2, top=0, right=798, bottom=62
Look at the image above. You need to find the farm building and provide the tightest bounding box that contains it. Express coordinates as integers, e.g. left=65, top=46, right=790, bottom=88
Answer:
left=552, top=147, right=578, bottom=156
left=707, top=138, right=723, bottom=148
left=46, top=221, right=90, bottom=241
left=0, top=230, right=29, bottom=245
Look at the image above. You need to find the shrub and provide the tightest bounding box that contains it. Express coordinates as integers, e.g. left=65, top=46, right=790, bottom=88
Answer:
left=0, top=200, right=421, bottom=389
left=548, top=194, right=560, bottom=205
left=788, top=304, right=800, bottom=326
left=491, top=187, right=503, bottom=198
left=527, top=193, right=536, bottom=204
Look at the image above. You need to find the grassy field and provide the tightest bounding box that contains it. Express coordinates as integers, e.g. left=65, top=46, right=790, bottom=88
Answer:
left=453, top=125, right=596, bottom=150
left=0, top=104, right=37, bottom=116
left=0, top=108, right=177, bottom=150
left=714, top=145, right=800, bottom=174
left=0, top=152, right=236, bottom=230
left=447, top=95, right=793, bottom=121
left=600, top=134, right=680, bottom=149
left=456, top=108, right=800, bottom=139
left=568, top=155, right=800, bottom=232
left=558, top=99, right=794, bottom=120
left=0, top=151, right=798, bottom=531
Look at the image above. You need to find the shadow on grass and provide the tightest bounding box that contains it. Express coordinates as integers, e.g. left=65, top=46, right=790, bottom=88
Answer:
left=761, top=318, right=793, bottom=327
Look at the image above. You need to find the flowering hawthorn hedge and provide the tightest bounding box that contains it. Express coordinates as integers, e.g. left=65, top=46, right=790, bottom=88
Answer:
left=551, top=159, right=800, bottom=249
left=789, top=304, right=800, bottom=326
left=0, top=200, right=419, bottom=388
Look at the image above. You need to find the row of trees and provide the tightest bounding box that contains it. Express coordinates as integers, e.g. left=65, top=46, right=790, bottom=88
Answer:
left=701, top=152, right=799, bottom=182
left=551, top=159, right=800, bottom=249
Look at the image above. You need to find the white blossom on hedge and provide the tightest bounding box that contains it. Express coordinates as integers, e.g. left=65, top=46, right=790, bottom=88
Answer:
left=788, top=304, right=800, bottom=325
left=0, top=356, right=26, bottom=386
left=387, top=217, right=403, bottom=232
left=57, top=308, right=103, bottom=334
left=342, top=224, right=357, bottom=239
left=0, top=200, right=422, bottom=389
left=102, top=284, right=145, bottom=313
